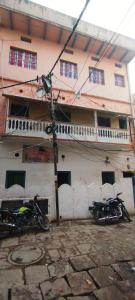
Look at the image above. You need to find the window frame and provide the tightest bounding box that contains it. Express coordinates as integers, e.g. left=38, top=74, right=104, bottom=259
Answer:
left=9, top=47, right=37, bottom=70
left=55, top=110, right=71, bottom=123
left=57, top=171, right=71, bottom=187
left=102, top=171, right=115, bottom=185
left=5, top=171, right=26, bottom=189
left=60, top=60, right=78, bottom=79
left=10, top=103, right=29, bottom=118
left=119, top=117, right=127, bottom=129
left=114, top=73, right=125, bottom=87
left=98, top=116, right=111, bottom=128
left=89, top=67, right=105, bottom=85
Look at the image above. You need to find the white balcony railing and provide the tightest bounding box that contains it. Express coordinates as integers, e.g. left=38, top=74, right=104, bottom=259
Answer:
left=6, top=117, right=131, bottom=144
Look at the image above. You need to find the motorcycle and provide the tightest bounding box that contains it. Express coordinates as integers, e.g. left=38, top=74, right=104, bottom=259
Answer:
left=89, top=192, right=131, bottom=224
left=0, top=194, right=49, bottom=238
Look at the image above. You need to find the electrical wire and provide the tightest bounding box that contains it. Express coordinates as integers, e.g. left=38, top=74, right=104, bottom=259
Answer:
left=0, top=76, right=39, bottom=90
left=56, top=102, right=135, bottom=155
left=72, top=28, right=101, bottom=91
left=72, top=0, right=135, bottom=103
left=0, top=0, right=90, bottom=94
left=48, top=0, right=91, bottom=76
left=58, top=137, right=135, bottom=173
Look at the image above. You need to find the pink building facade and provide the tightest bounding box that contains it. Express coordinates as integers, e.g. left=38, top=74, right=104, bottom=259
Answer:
left=0, top=0, right=135, bottom=218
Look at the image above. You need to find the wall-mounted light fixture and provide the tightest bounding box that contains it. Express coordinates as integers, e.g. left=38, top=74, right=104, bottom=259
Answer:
left=105, top=156, right=110, bottom=165
left=61, top=154, right=65, bottom=161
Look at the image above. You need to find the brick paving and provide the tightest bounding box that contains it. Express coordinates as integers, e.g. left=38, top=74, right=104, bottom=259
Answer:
left=0, top=218, right=135, bottom=299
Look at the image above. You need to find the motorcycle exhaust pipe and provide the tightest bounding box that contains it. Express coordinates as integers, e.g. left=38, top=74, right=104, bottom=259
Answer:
left=98, top=215, right=119, bottom=221
left=0, top=222, right=17, bottom=229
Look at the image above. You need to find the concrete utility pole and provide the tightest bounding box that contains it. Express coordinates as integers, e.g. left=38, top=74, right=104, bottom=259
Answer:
left=40, top=75, right=60, bottom=225
left=50, top=92, right=59, bottom=226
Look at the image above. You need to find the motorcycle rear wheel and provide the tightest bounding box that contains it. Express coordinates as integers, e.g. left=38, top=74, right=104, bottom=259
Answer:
left=0, top=223, right=13, bottom=239
left=37, top=215, right=49, bottom=231
left=93, top=210, right=104, bottom=224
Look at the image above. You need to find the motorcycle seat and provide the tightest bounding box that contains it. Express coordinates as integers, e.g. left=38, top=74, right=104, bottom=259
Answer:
left=93, top=202, right=106, bottom=207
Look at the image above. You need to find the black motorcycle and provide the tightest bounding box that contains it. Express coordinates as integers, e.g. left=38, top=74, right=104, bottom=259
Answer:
left=89, top=192, right=131, bottom=224
left=0, top=195, right=49, bottom=238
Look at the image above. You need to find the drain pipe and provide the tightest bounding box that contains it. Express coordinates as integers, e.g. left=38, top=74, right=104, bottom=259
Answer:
left=126, top=65, right=134, bottom=145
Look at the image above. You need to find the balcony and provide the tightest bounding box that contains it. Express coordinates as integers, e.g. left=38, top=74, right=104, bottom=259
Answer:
left=6, top=117, right=131, bottom=145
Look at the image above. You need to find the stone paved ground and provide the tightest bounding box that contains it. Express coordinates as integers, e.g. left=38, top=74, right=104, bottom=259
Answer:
left=0, top=218, right=135, bottom=299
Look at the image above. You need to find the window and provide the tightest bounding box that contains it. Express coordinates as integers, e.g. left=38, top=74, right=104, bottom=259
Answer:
left=114, top=74, right=125, bottom=87
left=115, top=63, right=122, bottom=68
left=123, top=172, right=133, bottom=178
left=60, top=60, right=77, bottom=79
left=9, top=47, right=37, bottom=69
left=89, top=67, right=104, bottom=85
left=57, top=171, right=71, bottom=187
left=102, top=171, right=115, bottom=185
left=5, top=171, right=26, bottom=189
left=55, top=110, right=71, bottom=122
left=98, top=116, right=111, bottom=127
left=10, top=104, right=29, bottom=117
left=119, top=117, right=127, bottom=129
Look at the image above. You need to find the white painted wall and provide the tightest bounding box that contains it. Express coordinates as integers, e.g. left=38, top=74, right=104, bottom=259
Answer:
left=0, top=141, right=135, bottom=219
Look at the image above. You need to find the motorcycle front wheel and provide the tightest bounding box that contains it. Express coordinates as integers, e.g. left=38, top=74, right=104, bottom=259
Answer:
left=122, top=206, right=131, bottom=222
left=37, top=215, right=49, bottom=231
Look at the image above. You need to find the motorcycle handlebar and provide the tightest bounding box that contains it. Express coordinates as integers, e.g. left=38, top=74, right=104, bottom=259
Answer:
left=105, top=192, right=122, bottom=201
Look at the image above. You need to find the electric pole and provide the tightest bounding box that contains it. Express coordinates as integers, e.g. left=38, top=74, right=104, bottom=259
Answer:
left=39, top=75, right=60, bottom=225
left=50, top=92, right=59, bottom=226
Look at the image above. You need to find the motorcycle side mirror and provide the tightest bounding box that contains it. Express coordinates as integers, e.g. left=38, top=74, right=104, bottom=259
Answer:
left=34, top=194, right=39, bottom=201
left=103, top=198, right=106, bottom=201
left=117, top=192, right=122, bottom=196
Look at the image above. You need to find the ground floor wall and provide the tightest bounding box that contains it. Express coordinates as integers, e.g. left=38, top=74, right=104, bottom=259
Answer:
left=0, top=141, right=135, bottom=219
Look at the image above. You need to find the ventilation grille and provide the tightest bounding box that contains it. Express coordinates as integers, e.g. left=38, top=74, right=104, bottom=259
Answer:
left=21, top=36, right=32, bottom=43
left=64, top=49, right=74, bottom=54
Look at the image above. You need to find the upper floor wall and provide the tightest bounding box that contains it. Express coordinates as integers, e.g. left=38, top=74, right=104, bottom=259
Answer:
left=0, top=28, right=131, bottom=103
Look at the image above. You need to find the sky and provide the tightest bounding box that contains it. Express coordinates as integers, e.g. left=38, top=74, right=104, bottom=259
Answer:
left=31, top=0, right=135, bottom=93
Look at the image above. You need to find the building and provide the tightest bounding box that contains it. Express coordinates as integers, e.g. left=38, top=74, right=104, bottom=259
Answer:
left=0, top=0, right=135, bottom=219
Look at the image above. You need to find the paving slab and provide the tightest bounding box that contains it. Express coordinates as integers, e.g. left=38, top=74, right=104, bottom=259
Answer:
left=127, top=292, right=135, bottom=300
left=1, top=237, right=19, bottom=248
left=45, top=239, right=63, bottom=249
left=59, top=246, right=80, bottom=258
left=48, top=249, right=60, bottom=262
left=25, top=265, right=49, bottom=284
left=112, top=262, right=135, bottom=280
left=67, top=296, right=93, bottom=300
left=89, top=266, right=119, bottom=288
left=0, top=269, right=24, bottom=288
left=0, top=288, right=8, bottom=300
left=76, top=243, right=96, bottom=255
left=67, top=271, right=96, bottom=295
left=70, top=255, right=96, bottom=271
left=40, top=278, right=71, bottom=299
left=11, top=285, right=42, bottom=300
left=61, top=238, right=78, bottom=247
left=48, top=260, right=73, bottom=278
left=89, top=251, right=115, bottom=266
left=0, top=249, right=12, bottom=269
left=0, top=258, right=12, bottom=269
left=94, top=285, right=128, bottom=300
left=115, top=279, right=135, bottom=295
left=19, top=234, right=36, bottom=244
